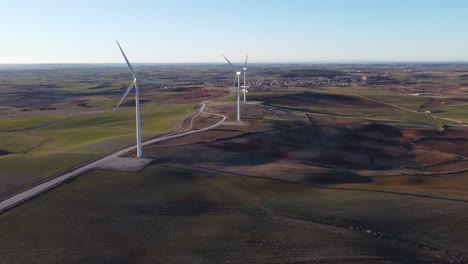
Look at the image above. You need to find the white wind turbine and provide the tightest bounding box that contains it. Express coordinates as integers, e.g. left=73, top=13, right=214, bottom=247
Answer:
left=114, top=40, right=166, bottom=158
left=242, top=54, right=248, bottom=102
left=222, top=54, right=242, bottom=122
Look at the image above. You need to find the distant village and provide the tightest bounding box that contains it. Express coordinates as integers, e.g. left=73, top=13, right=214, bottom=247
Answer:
left=210, top=76, right=353, bottom=89
left=248, top=76, right=351, bottom=89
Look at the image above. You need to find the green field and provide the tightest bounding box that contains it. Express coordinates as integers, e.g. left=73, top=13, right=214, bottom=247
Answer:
left=283, top=104, right=449, bottom=125
left=320, top=87, right=430, bottom=110
left=216, top=91, right=301, bottom=103
left=435, top=105, right=468, bottom=121
left=0, top=116, right=64, bottom=131
left=0, top=106, right=16, bottom=115
left=0, top=103, right=195, bottom=178
left=320, top=87, right=468, bottom=124
left=244, top=89, right=461, bottom=126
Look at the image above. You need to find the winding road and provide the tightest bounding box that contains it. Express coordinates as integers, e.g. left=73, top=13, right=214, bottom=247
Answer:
left=0, top=100, right=227, bottom=214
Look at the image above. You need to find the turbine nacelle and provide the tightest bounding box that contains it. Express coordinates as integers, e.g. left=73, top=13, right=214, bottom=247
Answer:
left=236, top=71, right=241, bottom=75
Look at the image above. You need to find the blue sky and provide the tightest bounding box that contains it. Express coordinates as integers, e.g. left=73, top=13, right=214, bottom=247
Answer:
left=1, top=0, right=467, bottom=63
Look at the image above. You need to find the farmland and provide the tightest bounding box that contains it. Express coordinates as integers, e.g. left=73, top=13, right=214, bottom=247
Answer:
left=1, top=63, right=468, bottom=263
left=0, top=65, right=228, bottom=198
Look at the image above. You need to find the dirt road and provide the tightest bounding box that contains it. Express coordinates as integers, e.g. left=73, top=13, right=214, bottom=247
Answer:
left=0, top=100, right=227, bottom=214
left=351, top=93, right=467, bottom=127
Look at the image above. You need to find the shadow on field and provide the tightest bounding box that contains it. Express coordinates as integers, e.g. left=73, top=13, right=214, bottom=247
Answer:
left=262, top=91, right=389, bottom=109
left=173, top=163, right=468, bottom=204
left=0, top=149, right=11, bottom=156
left=207, top=123, right=412, bottom=170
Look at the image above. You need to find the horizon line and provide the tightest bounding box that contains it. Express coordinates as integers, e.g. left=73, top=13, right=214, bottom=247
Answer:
left=2, top=60, right=468, bottom=65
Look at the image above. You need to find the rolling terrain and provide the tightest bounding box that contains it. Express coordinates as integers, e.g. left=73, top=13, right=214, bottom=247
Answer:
left=1, top=64, right=468, bottom=263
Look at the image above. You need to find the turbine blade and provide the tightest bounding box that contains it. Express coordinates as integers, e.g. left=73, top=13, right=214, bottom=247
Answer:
left=114, top=82, right=134, bottom=112
left=221, top=54, right=235, bottom=70
left=244, top=53, right=248, bottom=68
left=116, top=40, right=137, bottom=80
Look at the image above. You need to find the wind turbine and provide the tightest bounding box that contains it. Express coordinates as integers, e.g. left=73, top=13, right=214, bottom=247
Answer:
left=114, top=40, right=166, bottom=158
left=242, top=54, right=248, bottom=102
left=222, top=54, right=242, bottom=122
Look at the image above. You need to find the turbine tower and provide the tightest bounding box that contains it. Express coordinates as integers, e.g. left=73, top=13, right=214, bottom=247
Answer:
left=242, top=54, right=248, bottom=102
left=222, top=54, right=242, bottom=122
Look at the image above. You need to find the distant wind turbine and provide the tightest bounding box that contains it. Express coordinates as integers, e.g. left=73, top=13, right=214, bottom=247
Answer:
left=222, top=54, right=243, bottom=122
left=242, top=54, right=248, bottom=102
left=114, top=40, right=167, bottom=158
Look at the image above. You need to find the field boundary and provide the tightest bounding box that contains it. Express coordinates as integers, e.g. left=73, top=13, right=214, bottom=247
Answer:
left=161, top=162, right=468, bottom=263
left=0, top=99, right=227, bottom=214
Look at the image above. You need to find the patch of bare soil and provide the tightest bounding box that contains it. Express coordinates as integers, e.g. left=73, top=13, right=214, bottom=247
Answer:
left=0, top=91, right=70, bottom=109
left=442, top=126, right=468, bottom=138
left=451, top=98, right=468, bottom=103
left=405, top=148, right=460, bottom=168
left=141, top=189, right=236, bottom=216
left=208, top=123, right=411, bottom=170
left=152, top=129, right=247, bottom=148
left=148, top=112, right=465, bottom=180
left=400, top=128, right=440, bottom=140
left=414, top=138, right=468, bottom=157
left=207, top=101, right=309, bottom=125
left=143, top=95, right=465, bottom=179
left=1, top=164, right=459, bottom=263
left=417, top=159, right=468, bottom=173
left=191, top=114, right=222, bottom=130
left=263, top=91, right=391, bottom=109
left=306, top=113, right=365, bottom=126
left=152, top=101, right=310, bottom=149
left=142, top=90, right=458, bottom=176
left=120, top=99, right=151, bottom=107
left=145, top=86, right=228, bottom=104
left=0, top=174, right=41, bottom=200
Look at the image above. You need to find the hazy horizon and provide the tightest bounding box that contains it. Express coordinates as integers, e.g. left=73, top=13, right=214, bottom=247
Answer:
left=2, top=60, right=468, bottom=66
